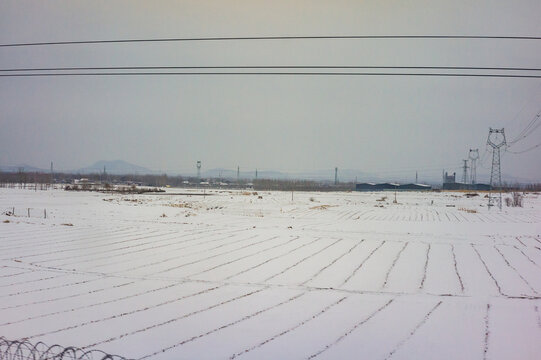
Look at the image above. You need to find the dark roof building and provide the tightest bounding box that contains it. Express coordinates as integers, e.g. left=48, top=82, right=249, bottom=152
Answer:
left=355, top=183, right=432, bottom=191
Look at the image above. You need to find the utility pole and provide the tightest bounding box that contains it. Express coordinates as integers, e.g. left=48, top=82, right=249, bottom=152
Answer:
left=255, top=169, right=258, bottom=180
left=487, top=128, right=506, bottom=210
left=415, top=171, right=418, bottom=184
left=50, top=161, right=53, bottom=186
left=237, top=166, right=240, bottom=183
left=334, top=167, right=338, bottom=185
left=462, top=160, right=469, bottom=184
left=468, top=149, right=479, bottom=185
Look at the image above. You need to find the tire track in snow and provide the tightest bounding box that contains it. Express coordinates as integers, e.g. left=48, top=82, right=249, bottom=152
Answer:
left=229, top=295, right=348, bottom=359
left=306, top=298, right=395, bottom=359
left=382, top=242, right=408, bottom=288
left=494, top=245, right=538, bottom=295
left=27, top=284, right=225, bottom=340
left=385, top=300, right=443, bottom=359
left=301, top=240, right=363, bottom=286
left=84, top=287, right=266, bottom=349
left=138, top=291, right=306, bottom=360
left=419, top=244, right=431, bottom=290
left=265, top=239, right=343, bottom=282
left=451, top=244, right=465, bottom=293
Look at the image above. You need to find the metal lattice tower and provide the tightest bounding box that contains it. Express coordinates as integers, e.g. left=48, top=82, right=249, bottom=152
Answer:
left=486, top=128, right=506, bottom=210
left=468, top=149, right=479, bottom=185
left=196, top=160, right=201, bottom=179
left=462, top=160, right=469, bottom=184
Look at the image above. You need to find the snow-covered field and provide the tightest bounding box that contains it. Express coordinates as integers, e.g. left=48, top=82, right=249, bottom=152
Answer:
left=1, top=187, right=540, bottom=359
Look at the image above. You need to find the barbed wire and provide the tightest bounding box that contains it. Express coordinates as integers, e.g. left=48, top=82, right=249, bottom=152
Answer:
left=0, top=337, right=130, bottom=360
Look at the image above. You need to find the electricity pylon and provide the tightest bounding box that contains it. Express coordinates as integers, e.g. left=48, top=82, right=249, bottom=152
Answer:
left=462, top=160, right=469, bottom=184
left=468, top=149, right=479, bottom=185
left=487, top=128, right=506, bottom=210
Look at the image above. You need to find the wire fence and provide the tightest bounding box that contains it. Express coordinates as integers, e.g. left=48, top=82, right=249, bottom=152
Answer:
left=0, top=337, right=130, bottom=360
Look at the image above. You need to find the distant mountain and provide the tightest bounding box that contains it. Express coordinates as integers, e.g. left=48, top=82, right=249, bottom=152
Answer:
left=0, top=164, right=46, bottom=173
left=77, top=160, right=154, bottom=175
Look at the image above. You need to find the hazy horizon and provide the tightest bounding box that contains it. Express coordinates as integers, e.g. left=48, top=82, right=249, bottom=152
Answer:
left=1, top=1, right=540, bottom=181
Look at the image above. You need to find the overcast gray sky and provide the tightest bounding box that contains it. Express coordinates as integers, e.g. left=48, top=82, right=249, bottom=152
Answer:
left=1, top=1, right=540, bottom=181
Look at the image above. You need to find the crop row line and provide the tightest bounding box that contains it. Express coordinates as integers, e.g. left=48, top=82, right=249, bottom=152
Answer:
left=384, top=301, right=443, bottom=359
left=302, top=240, right=364, bottom=286
left=84, top=286, right=267, bottom=349
left=265, top=239, right=343, bottom=282
left=494, top=246, right=538, bottom=295
left=382, top=242, right=408, bottom=288
left=340, top=241, right=386, bottom=287
left=306, top=298, right=395, bottom=359
left=115, top=232, right=257, bottom=274
left=140, top=292, right=307, bottom=359
left=26, top=283, right=224, bottom=340
left=230, top=295, right=348, bottom=359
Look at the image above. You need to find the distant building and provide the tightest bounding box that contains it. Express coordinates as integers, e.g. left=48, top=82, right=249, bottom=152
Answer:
left=442, top=170, right=491, bottom=190
left=355, top=183, right=432, bottom=191
left=444, top=172, right=456, bottom=184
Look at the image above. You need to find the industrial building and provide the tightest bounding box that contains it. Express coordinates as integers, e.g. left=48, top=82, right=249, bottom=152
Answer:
left=442, top=170, right=491, bottom=190
left=355, top=183, right=432, bottom=191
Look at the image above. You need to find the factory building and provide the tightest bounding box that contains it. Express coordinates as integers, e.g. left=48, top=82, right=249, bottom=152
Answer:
left=355, top=183, right=432, bottom=191
left=442, top=170, right=491, bottom=190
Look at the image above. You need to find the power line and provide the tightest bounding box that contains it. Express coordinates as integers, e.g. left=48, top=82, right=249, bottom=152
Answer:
left=1, top=35, right=541, bottom=48
left=1, top=72, right=540, bottom=78
left=507, top=111, right=541, bottom=145
left=506, top=142, right=541, bottom=154
left=2, top=66, right=540, bottom=72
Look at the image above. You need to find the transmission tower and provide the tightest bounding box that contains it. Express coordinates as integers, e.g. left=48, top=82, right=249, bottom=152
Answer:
left=196, top=160, right=201, bottom=179
left=468, top=149, right=479, bottom=185
left=487, top=128, right=507, bottom=210
left=461, top=160, right=469, bottom=184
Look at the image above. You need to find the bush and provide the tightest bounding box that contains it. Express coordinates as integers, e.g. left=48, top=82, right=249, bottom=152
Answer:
left=506, top=192, right=523, bottom=207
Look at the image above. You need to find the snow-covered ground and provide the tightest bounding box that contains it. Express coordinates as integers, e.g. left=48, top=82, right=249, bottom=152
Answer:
left=1, top=187, right=540, bottom=359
